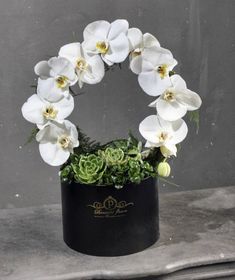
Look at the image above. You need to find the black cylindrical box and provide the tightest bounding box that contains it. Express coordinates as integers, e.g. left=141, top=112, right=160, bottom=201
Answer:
left=61, top=177, right=159, bottom=256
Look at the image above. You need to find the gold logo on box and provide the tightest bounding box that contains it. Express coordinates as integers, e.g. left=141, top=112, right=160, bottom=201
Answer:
left=87, top=196, right=134, bottom=218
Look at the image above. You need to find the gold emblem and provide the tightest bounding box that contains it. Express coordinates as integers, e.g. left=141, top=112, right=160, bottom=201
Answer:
left=87, top=196, right=134, bottom=218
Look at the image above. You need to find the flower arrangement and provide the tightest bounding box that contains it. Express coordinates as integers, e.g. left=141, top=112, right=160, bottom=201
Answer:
left=21, top=19, right=202, bottom=187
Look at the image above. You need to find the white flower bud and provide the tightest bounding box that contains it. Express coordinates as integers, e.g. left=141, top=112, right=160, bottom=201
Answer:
left=157, top=162, right=171, bottom=177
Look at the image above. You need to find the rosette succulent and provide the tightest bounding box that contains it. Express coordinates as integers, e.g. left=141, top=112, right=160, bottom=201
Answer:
left=100, top=147, right=125, bottom=166
left=72, top=154, right=106, bottom=184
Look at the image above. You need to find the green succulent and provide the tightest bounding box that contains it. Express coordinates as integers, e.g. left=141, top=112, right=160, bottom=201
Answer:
left=59, top=132, right=161, bottom=186
left=100, top=147, right=126, bottom=166
left=72, top=154, right=106, bottom=184
left=127, top=147, right=142, bottom=162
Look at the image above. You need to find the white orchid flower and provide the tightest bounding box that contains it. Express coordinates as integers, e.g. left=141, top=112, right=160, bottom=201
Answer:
left=127, top=28, right=160, bottom=74
left=36, top=120, right=79, bottom=166
left=149, top=74, right=202, bottom=121
left=35, top=57, right=77, bottom=102
left=138, top=46, right=177, bottom=96
left=21, top=94, right=74, bottom=128
left=82, top=19, right=129, bottom=66
left=139, top=115, right=188, bottom=157
left=59, top=42, right=104, bottom=88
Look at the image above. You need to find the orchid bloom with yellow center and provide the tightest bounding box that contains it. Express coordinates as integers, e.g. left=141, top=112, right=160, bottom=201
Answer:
left=21, top=94, right=74, bottom=128
left=138, top=46, right=177, bottom=96
left=59, top=42, right=105, bottom=88
left=127, top=28, right=160, bottom=74
left=34, top=57, right=77, bottom=102
left=139, top=115, right=188, bottom=157
left=82, top=19, right=130, bottom=66
left=36, top=120, right=79, bottom=166
left=149, top=74, right=202, bottom=121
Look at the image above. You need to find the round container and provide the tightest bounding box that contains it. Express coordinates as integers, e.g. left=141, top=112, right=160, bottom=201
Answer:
left=61, top=177, right=159, bottom=256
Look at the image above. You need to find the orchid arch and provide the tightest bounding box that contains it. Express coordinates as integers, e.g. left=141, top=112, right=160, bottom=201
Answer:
left=22, top=19, right=202, bottom=167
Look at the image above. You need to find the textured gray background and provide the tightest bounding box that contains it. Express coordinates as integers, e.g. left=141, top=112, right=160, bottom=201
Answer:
left=0, top=0, right=234, bottom=208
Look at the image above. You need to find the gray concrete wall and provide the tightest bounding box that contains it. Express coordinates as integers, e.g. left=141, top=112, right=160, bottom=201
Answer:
left=0, top=0, right=234, bottom=208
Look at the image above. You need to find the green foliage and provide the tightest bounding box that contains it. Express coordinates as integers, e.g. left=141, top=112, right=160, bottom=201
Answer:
left=104, top=62, right=122, bottom=72
left=60, top=131, right=163, bottom=186
left=60, top=165, right=74, bottom=183
left=24, top=127, right=39, bottom=146
left=74, top=126, right=101, bottom=154
left=188, top=110, right=200, bottom=134
left=68, top=87, right=85, bottom=97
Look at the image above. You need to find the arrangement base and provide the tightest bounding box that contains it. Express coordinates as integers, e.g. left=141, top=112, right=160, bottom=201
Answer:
left=61, top=177, right=159, bottom=256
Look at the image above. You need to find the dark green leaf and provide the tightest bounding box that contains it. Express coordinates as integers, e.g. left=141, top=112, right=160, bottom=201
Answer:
left=188, top=110, right=200, bottom=134
left=24, top=127, right=39, bottom=146
left=169, top=70, right=175, bottom=77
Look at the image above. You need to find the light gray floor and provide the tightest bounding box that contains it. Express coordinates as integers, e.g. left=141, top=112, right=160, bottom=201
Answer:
left=0, top=186, right=235, bottom=280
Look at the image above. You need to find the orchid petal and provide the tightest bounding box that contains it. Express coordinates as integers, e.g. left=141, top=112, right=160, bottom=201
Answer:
left=176, top=89, right=202, bottom=111
left=170, top=119, right=188, bottom=144
left=141, top=60, right=155, bottom=72
left=156, top=98, right=187, bottom=121
left=36, top=123, right=58, bottom=143
left=108, top=19, right=129, bottom=41
left=34, top=61, right=51, bottom=78
left=104, top=32, right=129, bottom=63
left=138, top=70, right=171, bottom=96
left=128, top=28, right=142, bottom=51
left=64, top=120, right=79, bottom=147
left=39, top=142, right=70, bottom=166
left=48, top=57, right=76, bottom=81
left=143, top=33, right=160, bottom=48
left=55, top=95, right=74, bottom=120
left=170, top=74, right=187, bottom=89
left=162, top=144, right=177, bottom=157
left=37, top=78, right=69, bottom=102
left=101, top=55, right=113, bottom=66
left=83, top=20, right=110, bottom=41
left=145, top=140, right=158, bottom=148
left=139, top=115, right=162, bottom=144
left=130, top=55, right=143, bottom=74
left=59, top=43, right=82, bottom=66
left=82, top=55, right=104, bottom=84
left=142, top=46, right=174, bottom=67
left=21, top=94, right=45, bottom=125
left=82, top=39, right=99, bottom=55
